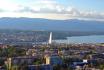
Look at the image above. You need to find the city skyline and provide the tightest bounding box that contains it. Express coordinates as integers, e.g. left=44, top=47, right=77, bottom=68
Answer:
left=0, top=0, right=104, bottom=20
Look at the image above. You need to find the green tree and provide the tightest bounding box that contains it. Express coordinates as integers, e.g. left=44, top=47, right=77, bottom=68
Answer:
left=99, top=64, right=104, bottom=70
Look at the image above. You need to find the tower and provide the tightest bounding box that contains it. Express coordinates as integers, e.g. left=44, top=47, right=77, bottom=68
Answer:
left=48, top=32, right=52, bottom=44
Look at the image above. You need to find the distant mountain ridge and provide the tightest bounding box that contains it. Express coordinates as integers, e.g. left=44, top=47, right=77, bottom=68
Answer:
left=0, top=17, right=104, bottom=31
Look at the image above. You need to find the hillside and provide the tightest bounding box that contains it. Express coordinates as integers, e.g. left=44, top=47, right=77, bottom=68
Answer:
left=0, top=18, right=104, bottom=31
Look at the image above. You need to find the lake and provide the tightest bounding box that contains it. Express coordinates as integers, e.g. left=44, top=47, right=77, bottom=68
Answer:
left=53, top=35, right=104, bottom=44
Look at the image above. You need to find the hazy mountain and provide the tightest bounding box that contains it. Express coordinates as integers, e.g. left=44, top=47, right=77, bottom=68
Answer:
left=0, top=17, right=104, bottom=31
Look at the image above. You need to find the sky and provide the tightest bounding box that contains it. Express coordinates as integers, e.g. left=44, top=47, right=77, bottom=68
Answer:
left=0, top=0, right=104, bottom=20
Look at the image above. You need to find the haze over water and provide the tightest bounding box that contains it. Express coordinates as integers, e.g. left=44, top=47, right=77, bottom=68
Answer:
left=54, top=35, right=104, bottom=44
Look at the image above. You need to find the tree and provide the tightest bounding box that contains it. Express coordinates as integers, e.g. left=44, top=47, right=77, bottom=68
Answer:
left=99, top=64, right=104, bottom=70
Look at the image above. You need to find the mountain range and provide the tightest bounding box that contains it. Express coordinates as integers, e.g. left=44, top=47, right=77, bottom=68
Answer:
left=0, top=17, right=104, bottom=31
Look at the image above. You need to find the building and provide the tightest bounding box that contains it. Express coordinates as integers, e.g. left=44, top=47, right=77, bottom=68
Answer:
left=28, top=64, right=53, bottom=70
left=45, top=55, right=63, bottom=65
left=5, top=58, right=12, bottom=70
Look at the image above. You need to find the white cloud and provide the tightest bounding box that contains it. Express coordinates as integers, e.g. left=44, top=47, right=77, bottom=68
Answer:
left=0, top=0, right=20, bottom=12
left=0, top=0, right=104, bottom=21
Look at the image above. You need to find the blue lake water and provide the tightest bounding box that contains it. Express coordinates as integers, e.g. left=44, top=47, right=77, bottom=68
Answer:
left=53, top=35, right=104, bottom=44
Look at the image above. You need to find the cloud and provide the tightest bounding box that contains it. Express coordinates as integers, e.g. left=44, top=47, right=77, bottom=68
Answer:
left=0, top=0, right=20, bottom=12
left=0, top=0, right=104, bottom=21
left=73, top=11, right=104, bottom=20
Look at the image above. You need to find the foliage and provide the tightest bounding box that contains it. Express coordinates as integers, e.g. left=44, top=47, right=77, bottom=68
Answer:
left=0, top=46, right=26, bottom=57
